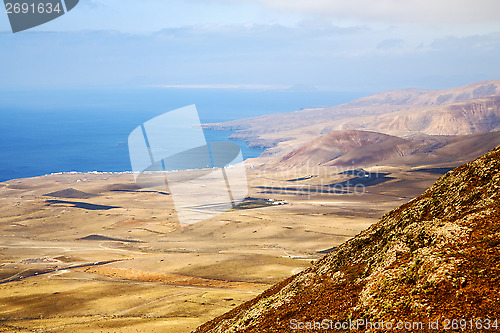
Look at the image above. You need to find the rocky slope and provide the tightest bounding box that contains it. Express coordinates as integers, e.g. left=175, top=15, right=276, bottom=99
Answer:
left=273, top=130, right=408, bottom=168
left=195, top=146, right=500, bottom=332
left=268, top=130, right=500, bottom=169
left=203, top=80, right=500, bottom=157
left=204, top=80, right=500, bottom=135
left=339, top=96, right=500, bottom=137
left=341, top=80, right=500, bottom=108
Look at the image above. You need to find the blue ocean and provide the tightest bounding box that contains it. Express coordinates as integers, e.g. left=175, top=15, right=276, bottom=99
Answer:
left=0, top=88, right=364, bottom=182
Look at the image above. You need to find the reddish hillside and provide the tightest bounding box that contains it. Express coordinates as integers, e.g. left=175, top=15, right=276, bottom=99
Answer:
left=195, top=146, right=500, bottom=332
left=204, top=80, right=500, bottom=137
left=268, top=129, right=500, bottom=169
left=273, top=130, right=408, bottom=168
left=352, top=96, right=500, bottom=137
left=342, top=80, right=500, bottom=108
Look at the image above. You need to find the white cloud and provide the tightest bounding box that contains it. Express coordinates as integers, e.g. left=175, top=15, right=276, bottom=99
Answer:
left=1, top=23, right=499, bottom=91
left=244, top=0, right=500, bottom=23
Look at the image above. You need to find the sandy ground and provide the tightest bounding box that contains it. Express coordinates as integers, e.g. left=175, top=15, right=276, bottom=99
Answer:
left=0, top=165, right=446, bottom=332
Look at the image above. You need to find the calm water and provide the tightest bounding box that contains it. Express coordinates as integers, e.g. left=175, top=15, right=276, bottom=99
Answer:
left=0, top=88, right=364, bottom=182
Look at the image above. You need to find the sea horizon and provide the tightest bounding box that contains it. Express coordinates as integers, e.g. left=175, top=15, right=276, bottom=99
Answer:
left=0, top=87, right=366, bottom=182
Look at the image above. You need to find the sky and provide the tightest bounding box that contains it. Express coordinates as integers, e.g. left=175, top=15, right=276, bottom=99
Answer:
left=1, top=0, right=500, bottom=91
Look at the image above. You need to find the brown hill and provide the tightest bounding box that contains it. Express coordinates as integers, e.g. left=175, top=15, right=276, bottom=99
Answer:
left=381, top=130, right=500, bottom=167
left=203, top=80, right=500, bottom=156
left=338, top=96, right=500, bottom=137
left=268, top=129, right=500, bottom=169
left=258, top=95, right=500, bottom=158
left=341, top=80, right=500, bottom=108
left=195, top=146, right=500, bottom=332
left=204, top=80, right=500, bottom=135
left=43, top=188, right=99, bottom=199
left=272, top=130, right=409, bottom=169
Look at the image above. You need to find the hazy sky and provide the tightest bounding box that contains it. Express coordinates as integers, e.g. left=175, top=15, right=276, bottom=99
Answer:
left=1, top=0, right=500, bottom=91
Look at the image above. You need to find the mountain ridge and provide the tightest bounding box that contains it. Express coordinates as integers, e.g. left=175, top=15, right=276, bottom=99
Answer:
left=204, top=79, right=500, bottom=134
left=267, top=129, right=500, bottom=169
left=195, top=145, right=500, bottom=332
left=203, top=80, right=500, bottom=158
left=340, top=80, right=500, bottom=108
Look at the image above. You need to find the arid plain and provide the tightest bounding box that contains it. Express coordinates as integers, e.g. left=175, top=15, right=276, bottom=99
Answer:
left=0, top=163, right=445, bottom=332
left=2, top=80, right=500, bottom=332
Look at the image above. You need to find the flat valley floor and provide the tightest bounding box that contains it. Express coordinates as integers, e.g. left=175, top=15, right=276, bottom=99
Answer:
left=0, top=165, right=448, bottom=332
